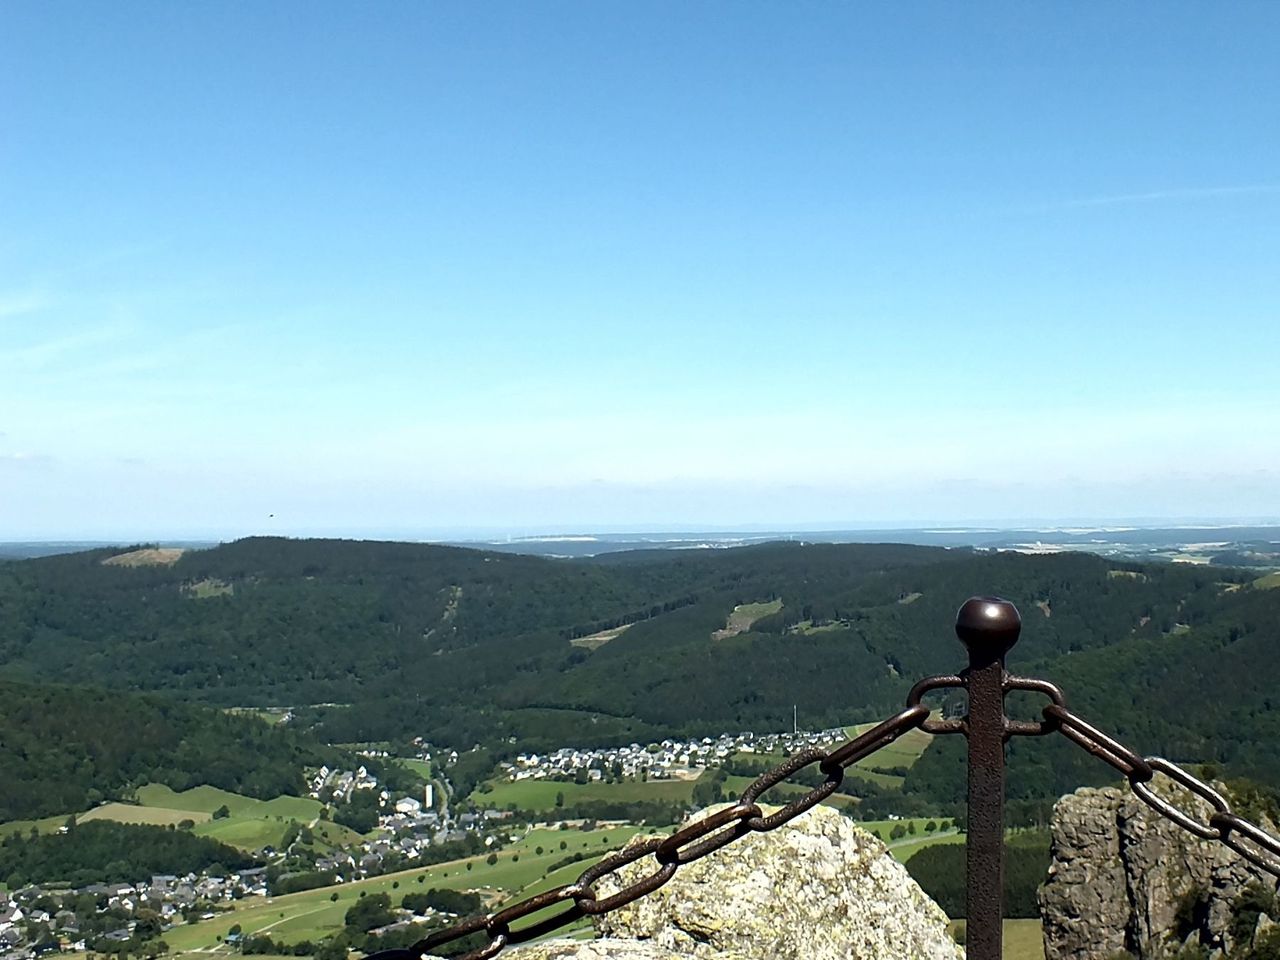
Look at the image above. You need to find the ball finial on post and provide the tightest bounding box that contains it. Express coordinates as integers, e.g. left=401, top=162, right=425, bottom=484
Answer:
left=955, top=596, right=1021, bottom=657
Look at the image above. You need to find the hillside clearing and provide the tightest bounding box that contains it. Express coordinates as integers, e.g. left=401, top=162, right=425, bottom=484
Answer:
left=712, top=599, right=782, bottom=640
left=570, top=623, right=632, bottom=650
left=185, top=577, right=233, bottom=598
left=102, top=547, right=185, bottom=566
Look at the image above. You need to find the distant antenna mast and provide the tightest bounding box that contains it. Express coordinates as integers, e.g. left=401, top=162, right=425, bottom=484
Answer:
left=793, top=704, right=798, bottom=735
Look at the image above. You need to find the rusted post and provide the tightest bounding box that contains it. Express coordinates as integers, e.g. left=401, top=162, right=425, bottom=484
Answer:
left=956, top=596, right=1021, bottom=960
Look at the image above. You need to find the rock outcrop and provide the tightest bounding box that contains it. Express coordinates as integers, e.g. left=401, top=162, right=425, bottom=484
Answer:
left=504, top=806, right=961, bottom=960
left=1040, top=782, right=1279, bottom=960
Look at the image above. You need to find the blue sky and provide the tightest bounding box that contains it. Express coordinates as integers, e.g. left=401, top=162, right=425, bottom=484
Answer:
left=2, top=3, right=1278, bottom=539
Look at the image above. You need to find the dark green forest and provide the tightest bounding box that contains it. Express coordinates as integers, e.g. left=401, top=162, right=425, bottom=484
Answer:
left=0, top=820, right=254, bottom=887
left=0, top=680, right=343, bottom=820
left=2, top=537, right=1279, bottom=819
left=906, top=830, right=1050, bottom=918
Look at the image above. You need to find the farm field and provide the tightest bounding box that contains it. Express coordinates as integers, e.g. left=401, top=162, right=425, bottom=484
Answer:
left=729, top=749, right=904, bottom=790
left=471, top=776, right=698, bottom=811
left=78, top=802, right=211, bottom=827
left=194, top=816, right=289, bottom=852
left=882, top=829, right=963, bottom=862
left=0, top=785, right=334, bottom=854
left=165, top=825, right=661, bottom=953
left=844, top=721, right=933, bottom=787
left=135, top=784, right=324, bottom=821
left=720, top=775, right=859, bottom=813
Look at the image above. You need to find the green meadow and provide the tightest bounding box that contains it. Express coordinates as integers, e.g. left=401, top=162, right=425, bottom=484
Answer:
left=166, top=825, right=660, bottom=953
left=471, top=776, right=698, bottom=811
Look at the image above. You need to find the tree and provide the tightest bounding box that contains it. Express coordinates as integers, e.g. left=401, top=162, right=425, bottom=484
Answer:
left=344, top=893, right=393, bottom=933
left=555, top=791, right=565, bottom=808
left=212, top=805, right=231, bottom=820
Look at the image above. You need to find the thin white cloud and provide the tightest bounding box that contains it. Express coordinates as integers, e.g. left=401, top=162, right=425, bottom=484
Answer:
left=0, top=291, right=53, bottom=319
left=0, top=323, right=133, bottom=370
left=1027, top=184, right=1280, bottom=213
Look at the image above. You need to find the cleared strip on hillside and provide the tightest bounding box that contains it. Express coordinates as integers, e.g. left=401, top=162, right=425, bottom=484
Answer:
left=712, top=598, right=782, bottom=640
left=102, top=547, right=186, bottom=566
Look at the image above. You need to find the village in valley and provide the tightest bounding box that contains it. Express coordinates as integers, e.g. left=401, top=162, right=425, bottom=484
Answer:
left=0, top=721, right=934, bottom=960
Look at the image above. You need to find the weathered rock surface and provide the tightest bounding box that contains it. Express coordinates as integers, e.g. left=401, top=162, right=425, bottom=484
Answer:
left=506, top=806, right=961, bottom=960
left=1040, top=782, right=1279, bottom=960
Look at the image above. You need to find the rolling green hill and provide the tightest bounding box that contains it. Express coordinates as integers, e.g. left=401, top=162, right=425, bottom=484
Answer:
left=2, top=537, right=1279, bottom=811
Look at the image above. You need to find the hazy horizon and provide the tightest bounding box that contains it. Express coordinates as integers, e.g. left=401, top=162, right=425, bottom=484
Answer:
left=6, top=516, right=1280, bottom=547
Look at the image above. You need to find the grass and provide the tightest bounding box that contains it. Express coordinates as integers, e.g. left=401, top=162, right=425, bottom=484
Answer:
left=226, top=706, right=291, bottom=723
left=846, top=723, right=933, bottom=769
left=791, top=620, right=850, bottom=635
left=185, top=578, right=234, bottom=599
left=397, top=758, right=433, bottom=779
left=949, top=920, right=1044, bottom=960
left=119, top=785, right=329, bottom=851
left=471, top=776, right=697, bottom=811
left=0, top=785, right=328, bottom=853
left=841, top=722, right=933, bottom=788
left=164, top=825, right=660, bottom=951
left=134, top=784, right=324, bottom=821
left=729, top=748, right=905, bottom=791
left=79, top=803, right=211, bottom=827
left=720, top=775, right=859, bottom=813
left=309, top=820, right=366, bottom=848
left=1253, top=571, right=1280, bottom=590
left=0, top=813, right=70, bottom=839
left=1003, top=918, right=1046, bottom=960
left=195, top=817, right=289, bottom=851
left=883, top=829, right=963, bottom=863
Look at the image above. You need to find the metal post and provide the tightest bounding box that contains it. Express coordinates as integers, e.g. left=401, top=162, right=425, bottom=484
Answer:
left=956, top=596, right=1021, bottom=960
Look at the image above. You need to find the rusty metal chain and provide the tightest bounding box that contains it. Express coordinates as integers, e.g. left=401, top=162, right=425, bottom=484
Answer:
left=1043, top=702, right=1280, bottom=876
left=366, top=665, right=1280, bottom=960
left=372, top=692, right=949, bottom=960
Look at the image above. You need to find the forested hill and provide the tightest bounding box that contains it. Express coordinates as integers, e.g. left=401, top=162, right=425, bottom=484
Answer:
left=0, top=680, right=343, bottom=821
left=2, top=537, right=1279, bottom=791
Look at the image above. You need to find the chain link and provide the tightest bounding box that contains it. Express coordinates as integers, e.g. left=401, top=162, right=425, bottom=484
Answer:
left=375, top=693, right=940, bottom=960
left=370, top=673, right=1280, bottom=960
left=1046, top=704, right=1280, bottom=877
